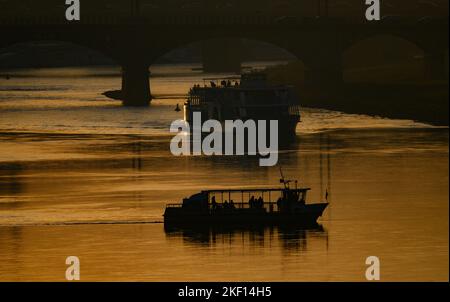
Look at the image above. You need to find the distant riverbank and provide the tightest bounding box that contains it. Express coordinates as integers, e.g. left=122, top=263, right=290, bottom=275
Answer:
left=266, top=61, right=449, bottom=126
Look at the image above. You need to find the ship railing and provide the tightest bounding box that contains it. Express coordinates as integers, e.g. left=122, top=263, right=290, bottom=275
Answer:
left=166, top=204, right=183, bottom=208
left=165, top=202, right=281, bottom=211
left=209, top=201, right=282, bottom=212
left=288, top=105, right=301, bottom=117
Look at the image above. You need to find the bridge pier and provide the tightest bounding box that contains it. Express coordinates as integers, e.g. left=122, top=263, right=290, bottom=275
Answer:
left=121, top=63, right=151, bottom=107
left=424, top=50, right=448, bottom=80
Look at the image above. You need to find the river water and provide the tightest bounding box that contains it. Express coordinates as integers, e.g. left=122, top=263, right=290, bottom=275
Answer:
left=0, top=63, right=448, bottom=281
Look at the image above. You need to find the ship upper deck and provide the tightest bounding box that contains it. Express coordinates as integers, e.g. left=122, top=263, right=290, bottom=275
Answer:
left=191, top=72, right=293, bottom=92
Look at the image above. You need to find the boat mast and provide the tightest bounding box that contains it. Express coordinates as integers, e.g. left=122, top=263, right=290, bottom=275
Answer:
left=326, top=134, right=332, bottom=203
left=279, top=167, right=293, bottom=190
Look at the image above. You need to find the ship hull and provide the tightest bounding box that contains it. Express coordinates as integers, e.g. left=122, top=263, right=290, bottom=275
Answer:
left=164, top=203, right=328, bottom=227
left=185, top=107, right=299, bottom=140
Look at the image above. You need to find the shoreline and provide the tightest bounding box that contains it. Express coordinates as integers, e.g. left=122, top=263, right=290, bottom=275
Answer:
left=266, top=62, right=449, bottom=127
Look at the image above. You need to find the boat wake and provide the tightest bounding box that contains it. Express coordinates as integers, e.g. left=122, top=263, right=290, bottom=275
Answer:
left=0, top=220, right=164, bottom=227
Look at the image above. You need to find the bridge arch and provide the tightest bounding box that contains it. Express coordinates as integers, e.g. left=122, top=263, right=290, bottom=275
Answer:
left=0, top=40, right=119, bottom=69
left=342, top=34, right=427, bottom=83
left=147, top=37, right=307, bottom=98
left=0, top=40, right=126, bottom=108
left=146, top=35, right=311, bottom=70
left=343, top=30, right=429, bottom=54
left=0, top=29, right=123, bottom=64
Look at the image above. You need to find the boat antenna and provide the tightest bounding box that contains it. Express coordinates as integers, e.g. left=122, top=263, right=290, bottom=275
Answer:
left=327, top=134, right=332, bottom=204
left=279, top=166, right=292, bottom=189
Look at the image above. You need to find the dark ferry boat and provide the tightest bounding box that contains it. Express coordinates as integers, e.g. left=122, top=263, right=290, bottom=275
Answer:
left=164, top=172, right=328, bottom=226
left=184, top=71, right=301, bottom=138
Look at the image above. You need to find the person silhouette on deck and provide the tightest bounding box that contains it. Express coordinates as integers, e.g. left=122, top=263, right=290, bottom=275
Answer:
left=249, top=196, right=255, bottom=208
left=211, top=196, right=217, bottom=210
left=230, top=200, right=235, bottom=209
left=257, top=197, right=263, bottom=208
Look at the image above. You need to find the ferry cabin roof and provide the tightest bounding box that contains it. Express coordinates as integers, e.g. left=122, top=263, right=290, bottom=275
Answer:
left=201, top=188, right=311, bottom=194
left=190, top=85, right=295, bottom=92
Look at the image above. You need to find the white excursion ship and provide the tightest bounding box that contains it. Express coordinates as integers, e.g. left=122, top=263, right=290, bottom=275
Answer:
left=184, top=71, right=301, bottom=139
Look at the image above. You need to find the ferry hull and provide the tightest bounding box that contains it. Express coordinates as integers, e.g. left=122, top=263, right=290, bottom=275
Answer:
left=164, top=203, right=328, bottom=227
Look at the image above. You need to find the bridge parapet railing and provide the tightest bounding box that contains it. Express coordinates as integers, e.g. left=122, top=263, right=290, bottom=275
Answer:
left=0, top=14, right=447, bottom=27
